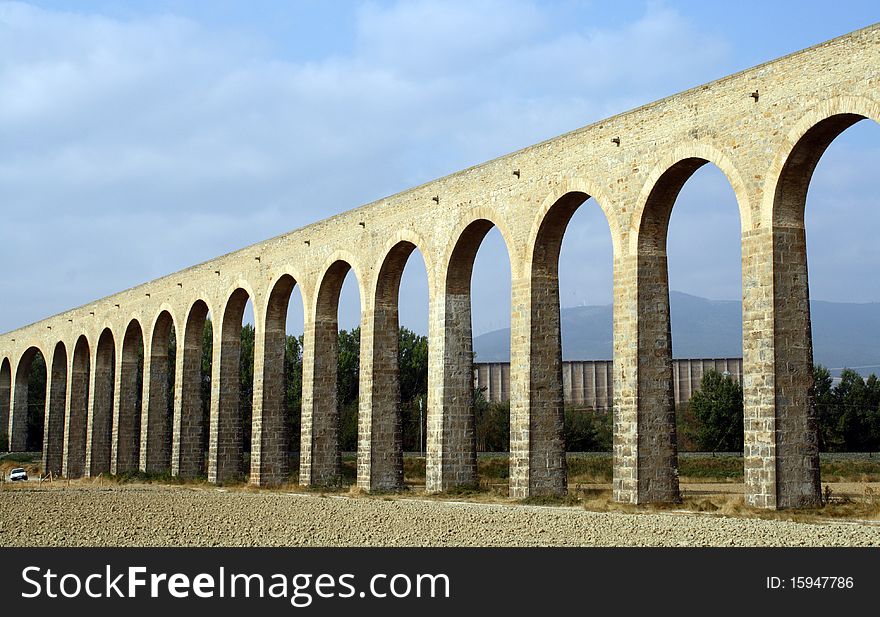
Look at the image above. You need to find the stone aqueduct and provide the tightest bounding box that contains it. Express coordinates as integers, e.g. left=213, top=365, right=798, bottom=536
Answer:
left=1, top=26, right=877, bottom=509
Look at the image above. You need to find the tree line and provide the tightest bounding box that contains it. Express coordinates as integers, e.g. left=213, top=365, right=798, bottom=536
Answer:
left=680, top=366, right=880, bottom=453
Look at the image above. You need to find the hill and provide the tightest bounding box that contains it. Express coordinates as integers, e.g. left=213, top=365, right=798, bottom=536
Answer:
left=473, top=291, right=880, bottom=373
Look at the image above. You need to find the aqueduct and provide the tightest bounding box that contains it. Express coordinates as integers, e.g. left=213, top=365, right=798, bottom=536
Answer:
left=2, top=25, right=878, bottom=509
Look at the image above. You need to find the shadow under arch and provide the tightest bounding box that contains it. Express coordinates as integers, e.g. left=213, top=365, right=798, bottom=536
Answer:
left=10, top=345, right=47, bottom=453
left=172, top=299, right=211, bottom=479
left=64, top=335, right=90, bottom=478
left=43, top=341, right=68, bottom=475
left=142, top=309, right=177, bottom=473
left=0, top=358, right=11, bottom=449
left=86, top=328, right=115, bottom=477
left=113, top=319, right=144, bottom=475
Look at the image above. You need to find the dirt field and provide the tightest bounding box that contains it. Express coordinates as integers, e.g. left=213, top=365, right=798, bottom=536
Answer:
left=1, top=481, right=879, bottom=547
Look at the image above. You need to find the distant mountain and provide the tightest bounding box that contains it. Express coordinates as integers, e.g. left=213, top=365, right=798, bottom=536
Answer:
left=473, top=291, right=880, bottom=373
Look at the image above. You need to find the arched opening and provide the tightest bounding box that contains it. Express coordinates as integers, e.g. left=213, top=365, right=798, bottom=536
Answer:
left=64, top=335, right=90, bottom=478
left=0, top=358, right=11, bottom=451
left=301, top=260, right=361, bottom=487
left=43, top=342, right=68, bottom=476
left=534, top=191, right=615, bottom=497
left=143, top=311, right=176, bottom=473
left=173, top=300, right=211, bottom=479
left=87, top=328, right=115, bottom=476
left=113, top=320, right=144, bottom=475
left=11, top=346, right=47, bottom=452
left=666, top=163, right=744, bottom=503
left=635, top=156, right=745, bottom=504
left=362, top=241, right=429, bottom=491
left=209, top=288, right=254, bottom=484
left=396, top=247, right=429, bottom=488
left=252, top=274, right=304, bottom=487
left=771, top=111, right=880, bottom=508
left=429, top=219, right=511, bottom=492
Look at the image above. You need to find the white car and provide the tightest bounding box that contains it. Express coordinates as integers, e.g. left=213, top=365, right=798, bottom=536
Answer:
left=8, top=468, right=27, bottom=482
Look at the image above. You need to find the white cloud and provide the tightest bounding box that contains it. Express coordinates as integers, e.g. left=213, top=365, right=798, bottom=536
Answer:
left=3, top=0, right=872, bottom=337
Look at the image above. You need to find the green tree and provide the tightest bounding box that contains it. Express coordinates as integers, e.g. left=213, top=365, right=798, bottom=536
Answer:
left=335, top=326, right=430, bottom=452
left=284, top=333, right=303, bottom=454
left=239, top=323, right=254, bottom=453
left=689, top=369, right=744, bottom=452
left=474, top=387, right=509, bottom=452
left=812, top=364, right=838, bottom=451
left=398, top=328, right=428, bottom=451
left=337, top=327, right=361, bottom=451
left=834, top=368, right=872, bottom=451
left=26, top=353, right=47, bottom=451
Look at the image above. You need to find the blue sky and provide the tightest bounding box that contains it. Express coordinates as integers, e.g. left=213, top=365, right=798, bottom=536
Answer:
left=1, top=0, right=878, bottom=339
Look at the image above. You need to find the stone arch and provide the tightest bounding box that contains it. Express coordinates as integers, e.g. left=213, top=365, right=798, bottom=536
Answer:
left=516, top=183, right=619, bottom=497
left=374, top=229, right=437, bottom=293
left=42, top=341, right=68, bottom=475
left=312, top=251, right=366, bottom=317
left=63, top=335, right=90, bottom=478
left=250, top=272, right=304, bottom=486
left=112, top=319, right=144, bottom=474
left=299, top=255, right=364, bottom=486
left=441, top=206, right=519, bottom=282
left=142, top=308, right=177, bottom=473
left=526, top=177, right=621, bottom=269
left=10, top=345, right=47, bottom=452
left=172, top=299, right=211, bottom=479
left=0, top=357, right=11, bottom=449
left=209, top=284, right=257, bottom=483
left=427, top=210, right=516, bottom=492
left=86, top=328, right=115, bottom=476
left=626, top=145, right=750, bottom=504
left=757, top=95, right=880, bottom=508
left=765, top=95, right=880, bottom=228
left=631, top=143, right=752, bottom=255
left=356, top=234, right=432, bottom=491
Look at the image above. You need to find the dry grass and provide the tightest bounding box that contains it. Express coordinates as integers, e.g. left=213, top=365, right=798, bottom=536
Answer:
left=5, top=452, right=880, bottom=523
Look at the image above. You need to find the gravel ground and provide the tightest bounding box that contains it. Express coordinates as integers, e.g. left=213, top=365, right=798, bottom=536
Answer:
left=1, top=484, right=879, bottom=547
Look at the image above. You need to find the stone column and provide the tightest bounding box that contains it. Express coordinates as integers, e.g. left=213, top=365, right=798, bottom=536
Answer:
left=0, top=361, right=10, bottom=450
left=425, top=284, right=477, bottom=492
left=251, top=277, right=297, bottom=488
left=299, top=314, right=342, bottom=486
left=9, top=364, right=30, bottom=452
left=633, top=249, right=681, bottom=503
left=172, top=305, right=208, bottom=479
left=510, top=260, right=568, bottom=498
left=85, top=337, right=114, bottom=477
left=770, top=223, right=821, bottom=508
left=741, top=227, right=778, bottom=508
left=250, top=319, right=287, bottom=486
left=42, top=348, right=67, bottom=476
left=111, top=339, right=141, bottom=475
left=208, top=310, right=244, bottom=484
left=140, top=349, right=170, bottom=473
left=63, top=342, right=89, bottom=478
left=358, top=301, right=404, bottom=492
left=612, top=252, right=640, bottom=503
